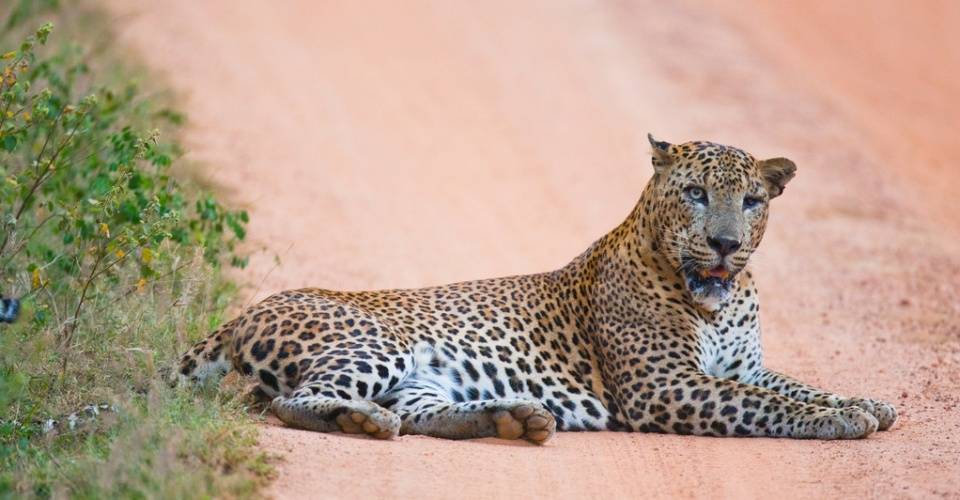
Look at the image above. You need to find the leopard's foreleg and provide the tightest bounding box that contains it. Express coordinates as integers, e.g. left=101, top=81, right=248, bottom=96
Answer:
left=624, top=370, right=879, bottom=439
left=747, top=368, right=898, bottom=430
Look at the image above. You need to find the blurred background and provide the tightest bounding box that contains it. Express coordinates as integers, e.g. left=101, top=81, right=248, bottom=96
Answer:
left=103, top=0, right=959, bottom=297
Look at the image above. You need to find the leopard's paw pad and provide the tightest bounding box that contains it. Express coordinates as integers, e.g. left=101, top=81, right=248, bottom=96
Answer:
left=492, top=403, right=557, bottom=444
left=335, top=405, right=400, bottom=440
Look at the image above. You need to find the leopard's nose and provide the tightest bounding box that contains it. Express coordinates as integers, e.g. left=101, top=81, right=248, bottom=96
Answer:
left=707, top=237, right=741, bottom=257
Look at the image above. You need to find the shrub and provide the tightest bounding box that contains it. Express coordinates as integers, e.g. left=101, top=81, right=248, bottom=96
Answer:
left=0, top=12, right=266, bottom=499
left=0, top=22, right=248, bottom=373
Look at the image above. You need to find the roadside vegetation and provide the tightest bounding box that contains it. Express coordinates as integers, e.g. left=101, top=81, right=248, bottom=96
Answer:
left=0, top=2, right=269, bottom=497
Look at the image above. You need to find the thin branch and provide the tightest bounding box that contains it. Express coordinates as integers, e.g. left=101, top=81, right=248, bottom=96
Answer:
left=0, top=109, right=80, bottom=259
left=59, top=246, right=105, bottom=378
left=0, top=211, right=57, bottom=268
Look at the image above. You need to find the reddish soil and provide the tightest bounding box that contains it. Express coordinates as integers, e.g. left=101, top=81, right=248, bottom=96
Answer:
left=105, top=1, right=960, bottom=498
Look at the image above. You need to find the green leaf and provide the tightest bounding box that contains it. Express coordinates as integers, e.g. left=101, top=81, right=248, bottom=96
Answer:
left=2, top=135, right=17, bottom=152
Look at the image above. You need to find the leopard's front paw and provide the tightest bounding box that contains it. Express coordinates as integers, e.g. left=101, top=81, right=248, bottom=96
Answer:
left=806, top=407, right=878, bottom=440
left=840, top=398, right=898, bottom=431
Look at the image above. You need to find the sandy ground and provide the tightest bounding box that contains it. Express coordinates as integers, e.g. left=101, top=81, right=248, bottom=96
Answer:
left=104, top=1, right=960, bottom=498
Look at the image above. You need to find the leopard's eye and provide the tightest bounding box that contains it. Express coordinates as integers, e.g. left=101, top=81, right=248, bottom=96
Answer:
left=684, top=186, right=708, bottom=205
left=743, top=196, right=764, bottom=210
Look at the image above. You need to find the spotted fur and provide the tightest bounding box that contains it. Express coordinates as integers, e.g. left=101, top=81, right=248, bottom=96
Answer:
left=175, top=136, right=897, bottom=443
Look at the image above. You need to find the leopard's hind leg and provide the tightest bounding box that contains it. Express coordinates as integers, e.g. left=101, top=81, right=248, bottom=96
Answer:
left=377, top=379, right=557, bottom=444
left=272, top=383, right=401, bottom=439
left=172, top=317, right=240, bottom=387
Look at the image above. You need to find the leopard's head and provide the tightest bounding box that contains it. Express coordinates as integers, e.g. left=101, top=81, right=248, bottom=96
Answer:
left=645, top=134, right=796, bottom=311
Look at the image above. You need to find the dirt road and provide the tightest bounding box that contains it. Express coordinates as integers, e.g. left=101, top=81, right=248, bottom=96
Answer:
left=105, top=1, right=960, bottom=498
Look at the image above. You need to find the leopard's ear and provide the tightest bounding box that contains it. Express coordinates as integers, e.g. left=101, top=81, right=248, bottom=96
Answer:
left=757, top=157, right=797, bottom=198
left=647, top=133, right=674, bottom=175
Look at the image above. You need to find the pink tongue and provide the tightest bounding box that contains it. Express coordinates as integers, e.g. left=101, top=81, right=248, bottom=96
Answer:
left=706, top=266, right=729, bottom=279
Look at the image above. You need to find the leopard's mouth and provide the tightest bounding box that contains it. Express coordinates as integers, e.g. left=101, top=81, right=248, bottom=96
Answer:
left=682, top=258, right=738, bottom=305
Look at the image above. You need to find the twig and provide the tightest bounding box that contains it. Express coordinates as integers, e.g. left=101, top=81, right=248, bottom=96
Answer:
left=59, top=247, right=105, bottom=378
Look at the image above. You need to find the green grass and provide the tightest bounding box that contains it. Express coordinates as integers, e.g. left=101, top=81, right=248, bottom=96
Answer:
left=1, top=263, right=271, bottom=498
left=0, top=2, right=270, bottom=498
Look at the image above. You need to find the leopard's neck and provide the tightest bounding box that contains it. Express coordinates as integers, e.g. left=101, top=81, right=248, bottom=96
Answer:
left=555, top=181, right=682, bottom=319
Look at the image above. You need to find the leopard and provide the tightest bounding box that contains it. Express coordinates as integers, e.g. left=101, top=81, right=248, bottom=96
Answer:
left=174, top=134, right=898, bottom=444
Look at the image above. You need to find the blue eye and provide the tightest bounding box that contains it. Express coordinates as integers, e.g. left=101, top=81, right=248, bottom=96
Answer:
left=685, top=186, right=707, bottom=204
left=743, top=196, right=763, bottom=210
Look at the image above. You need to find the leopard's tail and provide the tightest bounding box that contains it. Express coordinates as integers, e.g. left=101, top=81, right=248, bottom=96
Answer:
left=170, top=317, right=241, bottom=386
